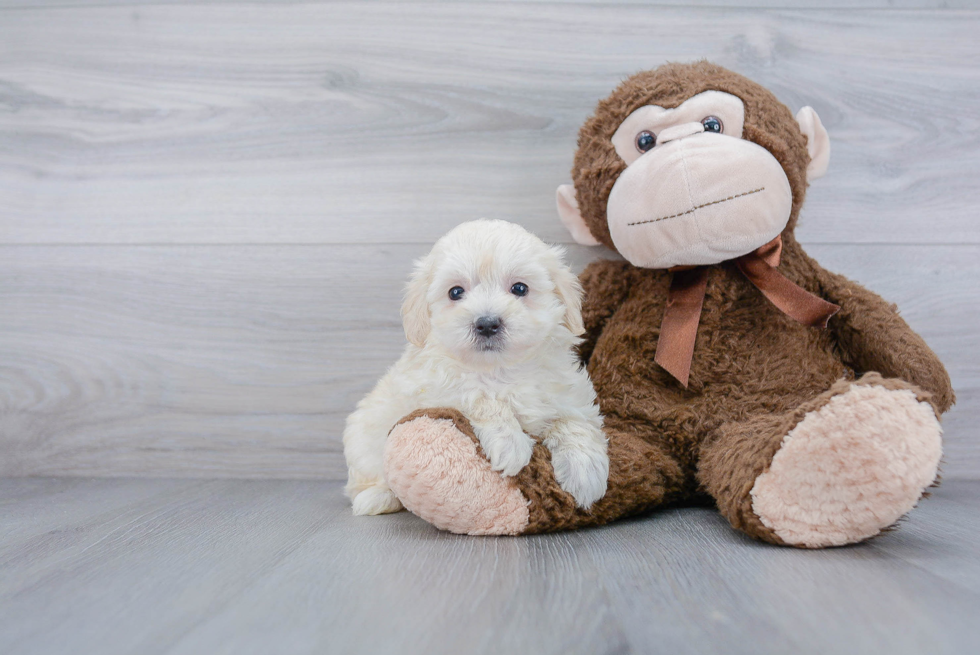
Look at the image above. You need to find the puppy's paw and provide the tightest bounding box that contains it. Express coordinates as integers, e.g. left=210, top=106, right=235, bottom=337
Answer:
left=351, top=484, right=403, bottom=516
left=476, top=425, right=535, bottom=477
left=551, top=440, right=610, bottom=509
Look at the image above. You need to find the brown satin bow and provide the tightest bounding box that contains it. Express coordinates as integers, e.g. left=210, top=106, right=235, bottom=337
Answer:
left=653, top=236, right=840, bottom=387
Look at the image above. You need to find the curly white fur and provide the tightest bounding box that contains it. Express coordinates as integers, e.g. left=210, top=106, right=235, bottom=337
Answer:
left=343, top=219, right=608, bottom=515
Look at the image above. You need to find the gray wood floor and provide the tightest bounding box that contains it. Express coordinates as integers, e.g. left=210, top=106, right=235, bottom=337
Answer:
left=1, top=476, right=979, bottom=655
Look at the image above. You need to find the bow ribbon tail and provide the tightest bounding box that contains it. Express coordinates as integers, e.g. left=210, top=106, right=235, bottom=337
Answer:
left=735, top=253, right=840, bottom=328
left=654, top=267, right=709, bottom=388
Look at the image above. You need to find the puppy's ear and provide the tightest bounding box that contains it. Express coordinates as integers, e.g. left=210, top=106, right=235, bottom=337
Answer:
left=548, top=246, right=585, bottom=336
left=401, top=254, right=433, bottom=347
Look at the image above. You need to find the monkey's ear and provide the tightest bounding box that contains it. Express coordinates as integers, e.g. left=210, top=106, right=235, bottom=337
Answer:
left=796, top=107, right=830, bottom=181
left=548, top=246, right=585, bottom=336
left=556, top=184, right=601, bottom=246
left=401, top=254, right=433, bottom=347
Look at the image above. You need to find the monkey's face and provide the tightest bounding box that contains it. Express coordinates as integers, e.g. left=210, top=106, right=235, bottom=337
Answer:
left=605, top=91, right=791, bottom=269
left=557, top=66, right=830, bottom=269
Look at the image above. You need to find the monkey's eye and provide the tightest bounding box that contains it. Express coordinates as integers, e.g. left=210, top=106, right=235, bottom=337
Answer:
left=701, top=116, right=723, bottom=133
left=448, top=286, right=465, bottom=301
left=634, top=131, right=657, bottom=153
left=510, top=282, right=528, bottom=297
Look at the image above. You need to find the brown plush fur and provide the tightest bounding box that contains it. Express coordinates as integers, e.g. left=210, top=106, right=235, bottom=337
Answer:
left=556, top=62, right=953, bottom=543
left=551, top=63, right=953, bottom=544
left=391, top=62, right=954, bottom=544
left=573, top=61, right=812, bottom=247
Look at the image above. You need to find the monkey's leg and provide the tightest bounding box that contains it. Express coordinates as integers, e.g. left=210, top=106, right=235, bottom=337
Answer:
left=697, top=373, right=943, bottom=548
left=383, top=408, right=686, bottom=535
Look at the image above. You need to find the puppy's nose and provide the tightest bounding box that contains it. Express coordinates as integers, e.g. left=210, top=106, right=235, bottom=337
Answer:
left=474, top=315, right=502, bottom=337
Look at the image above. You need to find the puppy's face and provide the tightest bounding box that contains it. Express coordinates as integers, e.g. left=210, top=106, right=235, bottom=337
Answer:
left=402, top=220, right=584, bottom=367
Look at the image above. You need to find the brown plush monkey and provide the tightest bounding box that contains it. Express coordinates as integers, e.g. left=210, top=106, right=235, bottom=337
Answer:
left=383, top=62, right=953, bottom=547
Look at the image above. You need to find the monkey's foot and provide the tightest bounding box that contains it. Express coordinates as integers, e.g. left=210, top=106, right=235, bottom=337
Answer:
left=750, top=376, right=942, bottom=548
left=384, top=409, right=531, bottom=535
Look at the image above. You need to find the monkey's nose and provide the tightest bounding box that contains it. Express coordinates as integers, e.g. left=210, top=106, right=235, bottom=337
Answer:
left=656, top=121, right=705, bottom=145
left=474, top=316, right=502, bottom=337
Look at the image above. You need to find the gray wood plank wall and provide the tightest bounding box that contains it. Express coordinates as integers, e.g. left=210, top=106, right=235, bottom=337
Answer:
left=2, top=2, right=978, bottom=479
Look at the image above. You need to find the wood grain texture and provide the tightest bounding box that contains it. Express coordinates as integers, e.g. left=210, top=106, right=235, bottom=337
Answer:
left=1, top=477, right=978, bottom=655
left=3, top=1, right=977, bottom=8
left=0, top=1, right=977, bottom=481
left=1, top=243, right=976, bottom=479
left=869, top=480, right=980, bottom=595
left=1, top=4, right=979, bottom=246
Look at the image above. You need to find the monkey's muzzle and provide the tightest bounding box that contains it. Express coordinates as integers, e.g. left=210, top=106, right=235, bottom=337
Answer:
left=606, top=133, right=793, bottom=270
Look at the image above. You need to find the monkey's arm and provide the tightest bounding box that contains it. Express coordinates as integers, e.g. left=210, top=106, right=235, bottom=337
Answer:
left=815, top=266, right=954, bottom=413
left=577, top=259, right=637, bottom=366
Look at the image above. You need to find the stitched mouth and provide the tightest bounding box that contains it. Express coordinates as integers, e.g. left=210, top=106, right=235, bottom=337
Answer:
left=627, top=187, right=765, bottom=227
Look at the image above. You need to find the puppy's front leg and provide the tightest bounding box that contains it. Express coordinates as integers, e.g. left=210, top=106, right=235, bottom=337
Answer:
left=468, top=396, right=535, bottom=478
left=543, top=419, right=609, bottom=509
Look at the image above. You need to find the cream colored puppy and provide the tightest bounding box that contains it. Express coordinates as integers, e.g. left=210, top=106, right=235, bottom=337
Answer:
left=344, top=219, right=609, bottom=516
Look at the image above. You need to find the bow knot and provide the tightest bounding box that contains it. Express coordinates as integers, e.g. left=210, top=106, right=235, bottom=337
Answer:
left=653, top=236, right=840, bottom=387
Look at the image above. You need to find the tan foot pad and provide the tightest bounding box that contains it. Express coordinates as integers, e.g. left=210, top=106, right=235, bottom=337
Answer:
left=751, top=385, right=942, bottom=548
left=384, top=415, right=530, bottom=536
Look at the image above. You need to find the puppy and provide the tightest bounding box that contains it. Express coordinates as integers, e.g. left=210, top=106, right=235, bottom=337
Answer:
left=343, top=219, right=609, bottom=516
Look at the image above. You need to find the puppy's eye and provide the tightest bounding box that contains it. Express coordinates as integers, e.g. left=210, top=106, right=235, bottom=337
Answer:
left=701, top=116, right=723, bottom=133
left=510, top=282, right=528, bottom=297
left=635, top=130, right=656, bottom=153
left=448, top=286, right=465, bottom=301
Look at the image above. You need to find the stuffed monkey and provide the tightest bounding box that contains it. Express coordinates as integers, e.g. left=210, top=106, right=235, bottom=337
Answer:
left=382, top=62, right=953, bottom=547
